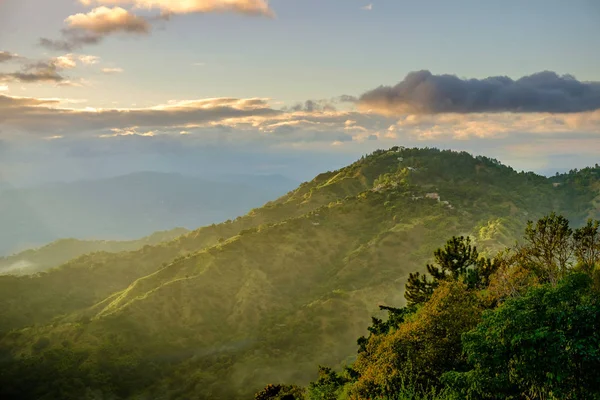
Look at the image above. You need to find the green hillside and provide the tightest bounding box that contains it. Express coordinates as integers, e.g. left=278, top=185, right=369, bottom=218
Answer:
left=0, top=148, right=598, bottom=400
left=0, top=228, right=190, bottom=276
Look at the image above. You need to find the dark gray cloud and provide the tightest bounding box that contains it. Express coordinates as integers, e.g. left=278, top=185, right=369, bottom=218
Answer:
left=0, top=51, right=21, bottom=63
left=0, top=61, right=65, bottom=83
left=286, top=99, right=337, bottom=112
left=39, top=32, right=102, bottom=52
left=359, top=70, right=600, bottom=114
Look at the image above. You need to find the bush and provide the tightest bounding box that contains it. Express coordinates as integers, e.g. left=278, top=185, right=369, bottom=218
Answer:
left=445, top=273, right=600, bottom=399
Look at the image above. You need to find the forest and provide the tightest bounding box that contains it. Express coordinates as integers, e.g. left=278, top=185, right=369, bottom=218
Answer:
left=0, top=148, right=599, bottom=400
left=256, top=213, right=600, bottom=399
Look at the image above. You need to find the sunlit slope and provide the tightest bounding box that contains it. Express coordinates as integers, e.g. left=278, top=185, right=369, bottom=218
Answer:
left=0, top=149, right=403, bottom=332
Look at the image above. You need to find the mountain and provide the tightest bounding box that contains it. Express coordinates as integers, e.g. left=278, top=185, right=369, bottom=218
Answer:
left=0, top=148, right=598, bottom=400
left=0, top=172, right=298, bottom=256
left=0, top=228, right=189, bottom=276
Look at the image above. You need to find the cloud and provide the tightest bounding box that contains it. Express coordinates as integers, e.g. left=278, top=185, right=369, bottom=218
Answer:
left=39, top=35, right=102, bottom=52
left=362, top=4, right=373, bottom=11
left=0, top=61, right=65, bottom=83
left=1, top=90, right=599, bottom=166
left=66, top=6, right=151, bottom=35
left=79, top=0, right=274, bottom=17
left=0, top=54, right=97, bottom=84
left=40, top=7, right=150, bottom=51
left=78, top=55, right=101, bottom=65
left=338, top=95, right=358, bottom=103
left=0, top=94, right=60, bottom=108
left=102, top=67, right=124, bottom=74
left=40, top=1, right=272, bottom=52
left=359, top=70, right=600, bottom=115
left=52, top=54, right=78, bottom=69
left=0, top=95, right=281, bottom=137
left=285, top=99, right=337, bottom=112
left=0, top=85, right=8, bottom=92
left=1, top=92, right=600, bottom=186
left=0, top=51, right=21, bottom=63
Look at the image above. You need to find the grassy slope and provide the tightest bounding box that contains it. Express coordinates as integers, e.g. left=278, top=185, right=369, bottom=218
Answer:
left=0, top=155, right=375, bottom=333
left=1, top=148, right=599, bottom=400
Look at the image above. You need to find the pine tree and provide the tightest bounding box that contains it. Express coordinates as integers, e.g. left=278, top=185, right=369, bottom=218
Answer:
left=404, top=236, right=496, bottom=305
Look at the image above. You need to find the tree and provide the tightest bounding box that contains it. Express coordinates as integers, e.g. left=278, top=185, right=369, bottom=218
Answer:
left=357, top=305, right=416, bottom=353
left=255, top=384, right=305, bottom=400
left=404, top=236, right=497, bottom=305
left=445, top=273, right=600, bottom=399
left=351, top=281, right=483, bottom=399
left=517, top=212, right=573, bottom=285
left=426, top=236, right=480, bottom=281
left=306, top=366, right=350, bottom=400
left=485, top=249, right=539, bottom=303
left=404, top=272, right=436, bottom=306
left=573, top=219, right=600, bottom=274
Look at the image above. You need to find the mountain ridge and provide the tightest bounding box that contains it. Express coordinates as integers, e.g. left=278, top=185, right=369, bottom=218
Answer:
left=0, top=227, right=190, bottom=276
left=0, top=147, right=598, bottom=400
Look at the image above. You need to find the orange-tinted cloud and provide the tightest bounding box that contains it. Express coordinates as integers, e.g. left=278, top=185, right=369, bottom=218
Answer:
left=66, top=6, right=150, bottom=35
left=79, top=0, right=274, bottom=17
left=40, top=7, right=150, bottom=51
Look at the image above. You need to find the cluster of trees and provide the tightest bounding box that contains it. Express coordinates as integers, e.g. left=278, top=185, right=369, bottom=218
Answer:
left=257, top=213, right=600, bottom=399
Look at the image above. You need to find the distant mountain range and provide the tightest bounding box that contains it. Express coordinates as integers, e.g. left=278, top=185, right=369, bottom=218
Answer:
left=0, top=227, right=189, bottom=276
left=0, top=172, right=298, bottom=256
left=0, top=148, right=598, bottom=400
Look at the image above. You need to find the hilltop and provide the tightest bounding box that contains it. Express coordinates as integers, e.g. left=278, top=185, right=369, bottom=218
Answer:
left=0, top=147, right=598, bottom=400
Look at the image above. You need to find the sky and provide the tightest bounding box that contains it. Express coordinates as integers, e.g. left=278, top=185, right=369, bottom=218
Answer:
left=1, top=0, right=599, bottom=185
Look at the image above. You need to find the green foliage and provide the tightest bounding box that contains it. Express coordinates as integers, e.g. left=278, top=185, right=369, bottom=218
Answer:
left=350, top=281, right=483, bottom=399
left=405, top=236, right=498, bottom=306
left=0, top=344, right=158, bottom=400
left=573, top=219, right=600, bottom=273
left=303, top=213, right=600, bottom=400
left=519, top=212, right=574, bottom=284
left=510, top=213, right=600, bottom=287
left=255, top=384, right=306, bottom=400
left=445, top=273, right=600, bottom=399
left=404, top=272, right=436, bottom=306
left=306, top=366, right=351, bottom=400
